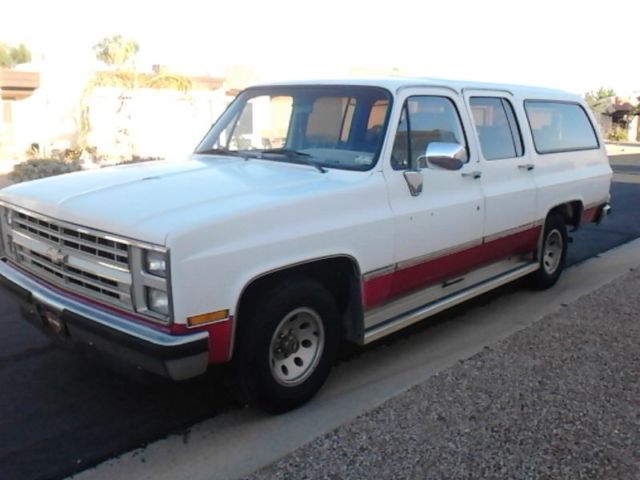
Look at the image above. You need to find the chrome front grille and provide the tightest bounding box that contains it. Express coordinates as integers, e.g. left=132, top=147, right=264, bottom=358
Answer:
left=7, top=208, right=133, bottom=309
left=14, top=244, right=132, bottom=306
left=13, top=211, right=129, bottom=266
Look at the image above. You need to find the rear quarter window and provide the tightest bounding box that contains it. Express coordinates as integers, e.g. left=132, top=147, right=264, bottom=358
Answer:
left=524, top=100, right=599, bottom=154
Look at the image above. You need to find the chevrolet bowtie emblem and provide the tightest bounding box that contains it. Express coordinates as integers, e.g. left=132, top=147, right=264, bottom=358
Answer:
left=46, top=247, right=68, bottom=265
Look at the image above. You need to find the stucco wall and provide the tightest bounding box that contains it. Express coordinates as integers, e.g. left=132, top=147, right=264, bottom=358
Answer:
left=1, top=85, right=232, bottom=162
left=85, top=87, right=230, bottom=160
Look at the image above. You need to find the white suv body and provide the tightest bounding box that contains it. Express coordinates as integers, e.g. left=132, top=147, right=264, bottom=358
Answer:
left=0, top=78, right=611, bottom=411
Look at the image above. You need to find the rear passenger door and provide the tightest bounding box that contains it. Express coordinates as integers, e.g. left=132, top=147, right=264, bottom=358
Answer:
left=463, top=91, right=538, bottom=240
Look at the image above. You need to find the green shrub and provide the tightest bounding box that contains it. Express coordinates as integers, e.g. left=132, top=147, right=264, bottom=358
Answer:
left=9, top=158, right=82, bottom=183
left=607, top=127, right=628, bottom=142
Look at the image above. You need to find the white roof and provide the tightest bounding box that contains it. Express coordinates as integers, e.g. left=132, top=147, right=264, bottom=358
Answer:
left=253, top=76, right=580, bottom=101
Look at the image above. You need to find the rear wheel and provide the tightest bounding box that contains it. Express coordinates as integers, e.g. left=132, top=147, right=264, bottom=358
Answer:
left=231, top=277, right=341, bottom=413
left=530, top=212, right=567, bottom=289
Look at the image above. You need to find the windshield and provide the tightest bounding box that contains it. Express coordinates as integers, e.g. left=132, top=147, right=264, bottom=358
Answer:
left=195, top=85, right=392, bottom=171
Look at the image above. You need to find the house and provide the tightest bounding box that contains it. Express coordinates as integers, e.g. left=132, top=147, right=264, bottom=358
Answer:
left=0, top=70, right=40, bottom=159
left=597, top=95, right=640, bottom=142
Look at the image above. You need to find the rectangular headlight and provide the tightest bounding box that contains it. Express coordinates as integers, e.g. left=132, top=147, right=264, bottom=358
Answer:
left=144, top=250, right=167, bottom=278
left=146, top=287, right=169, bottom=316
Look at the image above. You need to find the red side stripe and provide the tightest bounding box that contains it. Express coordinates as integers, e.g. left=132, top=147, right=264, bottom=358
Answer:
left=581, top=206, right=599, bottom=224
left=363, top=225, right=541, bottom=310
left=170, top=318, right=234, bottom=364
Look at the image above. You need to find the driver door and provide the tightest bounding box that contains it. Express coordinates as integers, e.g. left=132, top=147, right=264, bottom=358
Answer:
left=380, top=87, right=485, bottom=304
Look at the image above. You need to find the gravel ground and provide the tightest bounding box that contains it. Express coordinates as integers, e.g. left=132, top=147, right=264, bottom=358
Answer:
left=245, top=269, right=640, bottom=480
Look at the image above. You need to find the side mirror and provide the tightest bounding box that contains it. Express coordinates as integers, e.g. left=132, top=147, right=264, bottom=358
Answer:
left=419, top=142, right=467, bottom=171
left=403, top=170, right=423, bottom=197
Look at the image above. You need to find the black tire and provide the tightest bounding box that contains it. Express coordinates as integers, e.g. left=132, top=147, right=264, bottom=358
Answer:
left=529, top=212, right=567, bottom=290
left=230, top=276, right=341, bottom=413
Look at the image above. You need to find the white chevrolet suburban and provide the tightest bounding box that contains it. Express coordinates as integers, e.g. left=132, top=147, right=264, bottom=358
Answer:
left=0, top=78, right=611, bottom=412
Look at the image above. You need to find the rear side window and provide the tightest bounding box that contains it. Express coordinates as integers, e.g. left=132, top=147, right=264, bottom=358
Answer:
left=470, top=97, right=524, bottom=160
left=524, top=101, right=599, bottom=153
left=391, top=96, right=467, bottom=170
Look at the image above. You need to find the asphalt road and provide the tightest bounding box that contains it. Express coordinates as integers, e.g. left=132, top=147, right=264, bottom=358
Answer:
left=1, top=155, right=639, bottom=480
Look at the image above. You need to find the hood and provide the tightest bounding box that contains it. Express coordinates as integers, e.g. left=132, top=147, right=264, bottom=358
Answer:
left=0, top=156, right=346, bottom=245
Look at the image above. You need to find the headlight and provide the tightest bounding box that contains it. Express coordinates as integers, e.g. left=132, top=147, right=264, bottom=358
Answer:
left=147, top=287, right=169, bottom=316
left=133, top=247, right=171, bottom=321
left=145, top=250, right=167, bottom=277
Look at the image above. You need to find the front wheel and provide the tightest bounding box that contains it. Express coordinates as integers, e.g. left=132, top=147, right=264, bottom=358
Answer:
left=529, top=212, right=567, bottom=289
left=231, top=277, right=341, bottom=413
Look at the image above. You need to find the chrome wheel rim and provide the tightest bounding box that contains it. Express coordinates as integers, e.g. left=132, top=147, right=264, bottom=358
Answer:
left=269, top=307, right=325, bottom=386
left=542, top=229, right=563, bottom=275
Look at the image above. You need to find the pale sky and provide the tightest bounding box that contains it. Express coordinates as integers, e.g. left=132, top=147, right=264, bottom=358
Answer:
left=4, top=0, right=640, bottom=95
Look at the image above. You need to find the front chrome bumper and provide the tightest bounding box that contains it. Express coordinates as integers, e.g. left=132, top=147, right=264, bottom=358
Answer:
left=0, top=260, right=208, bottom=380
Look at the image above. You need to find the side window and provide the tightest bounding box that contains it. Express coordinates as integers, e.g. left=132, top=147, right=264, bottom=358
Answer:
left=391, top=96, right=467, bottom=170
left=524, top=101, right=599, bottom=153
left=391, top=104, right=410, bottom=169
left=470, top=97, right=524, bottom=160
left=306, top=96, right=355, bottom=147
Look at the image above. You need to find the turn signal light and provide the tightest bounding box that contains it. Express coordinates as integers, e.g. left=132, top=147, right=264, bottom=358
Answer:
left=187, top=309, right=229, bottom=327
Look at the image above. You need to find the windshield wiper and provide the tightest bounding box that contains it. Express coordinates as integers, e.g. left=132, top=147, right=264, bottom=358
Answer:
left=259, top=148, right=311, bottom=157
left=195, top=148, right=248, bottom=159
left=257, top=149, right=327, bottom=173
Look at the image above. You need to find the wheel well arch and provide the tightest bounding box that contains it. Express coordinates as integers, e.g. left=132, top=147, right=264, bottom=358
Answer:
left=547, top=199, right=584, bottom=230
left=234, top=256, right=364, bottom=351
left=534, top=200, right=583, bottom=262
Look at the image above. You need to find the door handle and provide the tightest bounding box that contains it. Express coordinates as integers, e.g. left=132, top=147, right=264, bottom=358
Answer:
left=518, top=163, right=535, bottom=171
left=461, top=171, right=482, bottom=179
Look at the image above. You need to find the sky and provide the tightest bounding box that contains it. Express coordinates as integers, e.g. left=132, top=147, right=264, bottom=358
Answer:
left=3, top=0, right=640, bottom=96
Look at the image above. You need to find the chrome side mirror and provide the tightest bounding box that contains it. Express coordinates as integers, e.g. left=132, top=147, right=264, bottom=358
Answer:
left=419, top=142, right=467, bottom=171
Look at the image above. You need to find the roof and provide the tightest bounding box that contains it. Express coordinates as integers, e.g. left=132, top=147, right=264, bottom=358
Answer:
left=251, top=76, right=579, bottom=101
left=0, top=70, right=40, bottom=100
